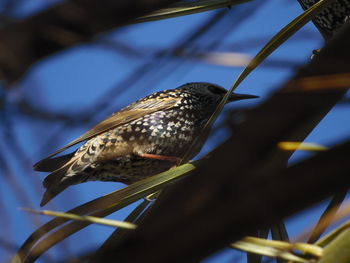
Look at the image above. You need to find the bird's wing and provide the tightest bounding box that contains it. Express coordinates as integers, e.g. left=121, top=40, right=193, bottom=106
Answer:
left=34, top=97, right=180, bottom=165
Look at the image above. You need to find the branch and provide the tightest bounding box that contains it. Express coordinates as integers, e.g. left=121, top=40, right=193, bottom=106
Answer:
left=0, top=0, right=178, bottom=83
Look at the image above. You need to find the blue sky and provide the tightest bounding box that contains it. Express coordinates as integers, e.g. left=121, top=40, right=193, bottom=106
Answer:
left=1, top=0, right=349, bottom=262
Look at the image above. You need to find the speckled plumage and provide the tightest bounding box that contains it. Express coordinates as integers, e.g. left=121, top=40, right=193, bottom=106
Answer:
left=35, top=82, right=257, bottom=206
left=298, top=0, right=350, bottom=38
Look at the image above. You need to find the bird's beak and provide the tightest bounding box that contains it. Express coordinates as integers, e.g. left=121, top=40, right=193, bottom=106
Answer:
left=227, top=93, right=259, bottom=102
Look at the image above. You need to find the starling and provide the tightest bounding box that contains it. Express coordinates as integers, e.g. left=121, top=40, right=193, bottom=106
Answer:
left=35, top=82, right=258, bottom=206
left=298, top=0, right=350, bottom=39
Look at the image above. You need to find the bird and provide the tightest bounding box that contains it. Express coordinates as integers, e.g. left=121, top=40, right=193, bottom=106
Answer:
left=297, top=0, right=350, bottom=40
left=34, top=82, right=258, bottom=206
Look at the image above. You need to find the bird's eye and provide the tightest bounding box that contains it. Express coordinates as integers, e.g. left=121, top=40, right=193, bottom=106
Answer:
left=208, top=86, right=225, bottom=94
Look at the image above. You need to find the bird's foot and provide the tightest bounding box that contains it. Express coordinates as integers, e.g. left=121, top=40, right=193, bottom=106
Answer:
left=139, top=153, right=181, bottom=165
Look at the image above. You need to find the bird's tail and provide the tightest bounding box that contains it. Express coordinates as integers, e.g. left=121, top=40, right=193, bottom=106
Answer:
left=40, top=165, right=69, bottom=206
left=36, top=153, right=76, bottom=206
left=34, top=152, right=75, bottom=172
left=40, top=163, right=86, bottom=206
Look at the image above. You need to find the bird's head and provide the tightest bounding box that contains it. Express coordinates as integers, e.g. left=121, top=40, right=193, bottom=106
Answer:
left=180, top=82, right=258, bottom=106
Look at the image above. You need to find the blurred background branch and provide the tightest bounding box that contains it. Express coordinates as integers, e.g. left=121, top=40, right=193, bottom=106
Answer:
left=0, top=0, right=251, bottom=83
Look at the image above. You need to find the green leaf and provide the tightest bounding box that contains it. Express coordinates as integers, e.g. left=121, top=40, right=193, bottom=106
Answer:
left=15, top=163, right=196, bottom=262
left=20, top=208, right=137, bottom=229
left=278, top=141, right=327, bottom=151
left=96, top=199, right=151, bottom=253
left=135, top=0, right=252, bottom=23
left=231, top=236, right=322, bottom=262
left=318, top=228, right=350, bottom=263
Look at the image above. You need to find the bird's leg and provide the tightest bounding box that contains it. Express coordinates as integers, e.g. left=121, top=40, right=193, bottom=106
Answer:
left=138, top=153, right=181, bottom=165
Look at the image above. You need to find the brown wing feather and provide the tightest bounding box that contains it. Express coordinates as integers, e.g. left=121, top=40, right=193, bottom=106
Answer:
left=34, top=98, right=180, bottom=167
